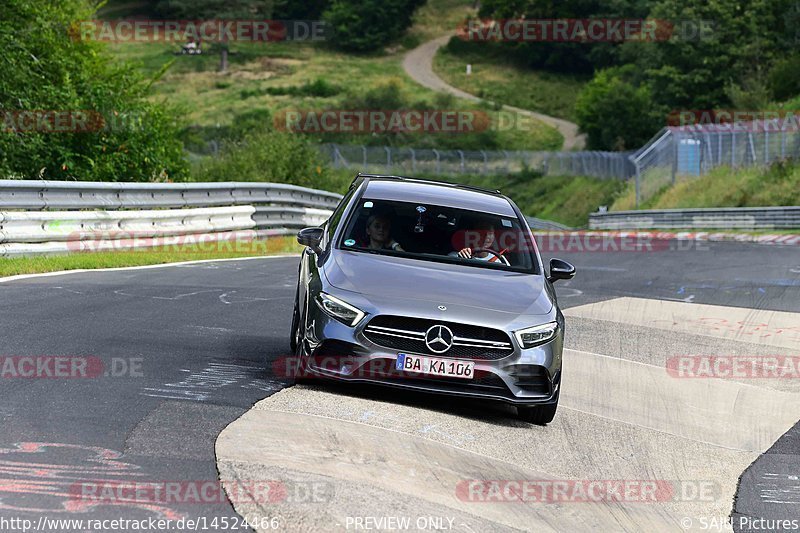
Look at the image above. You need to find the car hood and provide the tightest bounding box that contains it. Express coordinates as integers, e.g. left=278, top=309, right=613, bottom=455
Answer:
left=324, top=250, right=552, bottom=317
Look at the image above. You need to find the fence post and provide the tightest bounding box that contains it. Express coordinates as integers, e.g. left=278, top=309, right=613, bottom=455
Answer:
left=632, top=156, right=641, bottom=209
left=410, top=148, right=417, bottom=174
left=332, top=144, right=343, bottom=169
left=433, top=149, right=441, bottom=174
left=748, top=132, right=756, bottom=166
left=503, top=151, right=510, bottom=173
left=458, top=150, right=465, bottom=173
left=781, top=127, right=787, bottom=159
left=671, top=133, right=678, bottom=185
left=731, top=131, right=736, bottom=167
left=362, top=145, right=367, bottom=168
left=481, top=150, right=488, bottom=174
left=385, top=146, right=392, bottom=173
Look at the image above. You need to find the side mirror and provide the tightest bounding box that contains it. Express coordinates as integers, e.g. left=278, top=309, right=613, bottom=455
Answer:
left=548, top=258, right=576, bottom=283
left=297, top=227, right=324, bottom=254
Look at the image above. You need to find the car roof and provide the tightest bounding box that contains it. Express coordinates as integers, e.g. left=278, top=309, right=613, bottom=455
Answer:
left=359, top=177, right=517, bottom=217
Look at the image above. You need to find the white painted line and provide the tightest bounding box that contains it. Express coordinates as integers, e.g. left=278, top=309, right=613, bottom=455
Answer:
left=0, top=254, right=299, bottom=284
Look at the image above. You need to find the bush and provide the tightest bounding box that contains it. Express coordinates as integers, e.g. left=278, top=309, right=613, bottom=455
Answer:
left=241, top=78, right=341, bottom=99
left=575, top=67, right=665, bottom=151
left=323, top=0, right=427, bottom=52
left=0, top=0, right=187, bottom=181
left=192, top=129, right=340, bottom=190
left=769, top=54, right=800, bottom=102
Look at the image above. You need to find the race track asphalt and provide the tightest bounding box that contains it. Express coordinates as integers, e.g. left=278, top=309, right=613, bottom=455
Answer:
left=0, top=240, right=798, bottom=531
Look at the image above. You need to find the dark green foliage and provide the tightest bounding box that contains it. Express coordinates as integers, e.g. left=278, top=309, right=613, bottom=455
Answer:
left=574, top=67, right=665, bottom=151
left=323, top=0, right=427, bottom=52
left=153, top=0, right=272, bottom=18
left=769, top=55, right=800, bottom=102
left=0, top=0, right=187, bottom=181
left=240, top=78, right=341, bottom=99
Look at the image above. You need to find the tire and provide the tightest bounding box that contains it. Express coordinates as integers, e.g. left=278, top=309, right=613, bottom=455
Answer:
left=289, top=298, right=300, bottom=353
left=517, top=395, right=559, bottom=425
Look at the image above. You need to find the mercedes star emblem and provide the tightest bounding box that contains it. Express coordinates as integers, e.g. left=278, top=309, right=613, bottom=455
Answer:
left=425, top=325, right=454, bottom=353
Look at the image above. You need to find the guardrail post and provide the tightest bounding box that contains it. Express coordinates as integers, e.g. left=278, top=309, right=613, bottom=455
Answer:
left=481, top=150, right=488, bottom=174
left=503, top=151, right=510, bottom=173
left=433, top=149, right=441, bottom=174
left=385, top=146, right=392, bottom=173
left=410, top=148, right=417, bottom=173
left=457, top=150, right=465, bottom=174
left=362, top=145, right=367, bottom=169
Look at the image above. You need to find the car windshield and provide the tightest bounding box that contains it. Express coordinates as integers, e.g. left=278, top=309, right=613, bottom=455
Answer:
left=338, top=197, right=539, bottom=274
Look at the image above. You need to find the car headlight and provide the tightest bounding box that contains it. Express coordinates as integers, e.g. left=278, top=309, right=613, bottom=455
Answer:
left=316, top=292, right=365, bottom=327
left=514, top=322, right=558, bottom=349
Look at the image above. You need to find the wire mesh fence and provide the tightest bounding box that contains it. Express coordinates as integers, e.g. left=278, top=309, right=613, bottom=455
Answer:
left=320, top=144, right=634, bottom=180
left=631, top=117, right=800, bottom=207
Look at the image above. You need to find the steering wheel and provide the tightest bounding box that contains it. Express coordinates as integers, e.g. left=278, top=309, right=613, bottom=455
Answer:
left=470, top=248, right=510, bottom=265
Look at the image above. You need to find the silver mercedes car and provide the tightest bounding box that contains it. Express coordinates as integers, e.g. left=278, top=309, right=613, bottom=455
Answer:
left=290, top=174, right=576, bottom=424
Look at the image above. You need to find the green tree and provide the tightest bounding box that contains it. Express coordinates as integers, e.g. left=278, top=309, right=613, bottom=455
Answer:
left=323, top=0, right=426, bottom=52
left=0, top=0, right=187, bottom=181
left=575, top=67, right=664, bottom=150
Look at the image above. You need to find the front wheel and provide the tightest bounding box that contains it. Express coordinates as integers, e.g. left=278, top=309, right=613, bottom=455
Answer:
left=517, top=397, right=558, bottom=425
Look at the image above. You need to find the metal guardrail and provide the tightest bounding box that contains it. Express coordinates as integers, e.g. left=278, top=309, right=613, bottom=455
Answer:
left=0, top=180, right=342, bottom=211
left=0, top=207, right=256, bottom=243
left=0, top=181, right=342, bottom=257
left=589, top=207, right=800, bottom=230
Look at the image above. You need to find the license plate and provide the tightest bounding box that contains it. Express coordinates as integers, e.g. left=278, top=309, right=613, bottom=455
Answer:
left=395, top=353, right=474, bottom=379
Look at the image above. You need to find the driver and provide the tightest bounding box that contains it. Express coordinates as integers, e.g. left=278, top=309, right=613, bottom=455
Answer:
left=450, top=217, right=510, bottom=265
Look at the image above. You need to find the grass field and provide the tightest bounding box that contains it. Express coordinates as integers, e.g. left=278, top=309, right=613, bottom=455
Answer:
left=107, top=0, right=562, bottom=153
left=0, top=236, right=301, bottom=277
left=612, top=161, right=800, bottom=211
left=433, top=41, right=588, bottom=122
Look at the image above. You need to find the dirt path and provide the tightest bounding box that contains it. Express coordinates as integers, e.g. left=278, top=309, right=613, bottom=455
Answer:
left=402, top=36, right=586, bottom=150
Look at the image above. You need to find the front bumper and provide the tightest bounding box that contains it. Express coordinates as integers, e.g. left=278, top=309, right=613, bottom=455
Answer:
left=299, top=309, right=563, bottom=406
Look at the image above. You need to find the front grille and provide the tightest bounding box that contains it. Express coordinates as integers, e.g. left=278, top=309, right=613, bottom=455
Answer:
left=363, top=315, right=514, bottom=360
